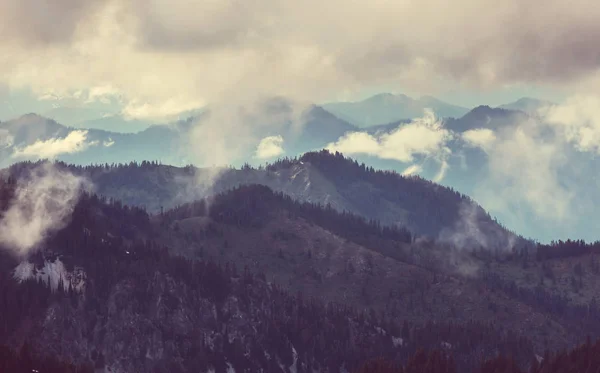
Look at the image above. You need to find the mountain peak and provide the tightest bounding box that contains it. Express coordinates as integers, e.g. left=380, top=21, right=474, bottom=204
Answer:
left=365, top=92, right=410, bottom=103
left=462, top=105, right=508, bottom=118
left=497, top=97, right=555, bottom=114
left=323, top=93, right=469, bottom=127
left=19, top=112, right=46, bottom=120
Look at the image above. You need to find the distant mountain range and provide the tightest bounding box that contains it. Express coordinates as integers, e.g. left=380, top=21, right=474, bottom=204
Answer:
left=0, top=95, right=584, bottom=243
left=496, top=97, right=556, bottom=114
left=0, top=113, right=191, bottom=167
left=0, top=105, right=356, bottom=169
left=323, top=93, right=471, bottom=127
left=5, top=150, right=526, bottom=250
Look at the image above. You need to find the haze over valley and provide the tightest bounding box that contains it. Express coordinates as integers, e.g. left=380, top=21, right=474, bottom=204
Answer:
left=2, top=0, right=600, bottom=372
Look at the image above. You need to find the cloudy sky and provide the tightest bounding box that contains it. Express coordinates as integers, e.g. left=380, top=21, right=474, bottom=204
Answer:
left=3, top=0, right=600, bottom=243
left=1, top=0, right=598, bottom=121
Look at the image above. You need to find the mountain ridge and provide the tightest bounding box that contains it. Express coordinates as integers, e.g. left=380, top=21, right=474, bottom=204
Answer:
left=2, top=150, right=527, bottom=249
left=323, top=93, right=470, bottom=127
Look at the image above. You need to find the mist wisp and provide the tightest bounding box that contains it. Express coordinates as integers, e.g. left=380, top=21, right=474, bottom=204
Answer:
left=0, top=162, right=90, bottom=256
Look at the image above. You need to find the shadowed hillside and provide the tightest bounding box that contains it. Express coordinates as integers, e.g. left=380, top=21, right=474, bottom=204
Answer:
left=3, top=150, right=528, bottom=251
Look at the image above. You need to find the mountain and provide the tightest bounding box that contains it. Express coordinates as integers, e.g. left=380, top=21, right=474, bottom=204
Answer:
left=0, top=114, right=190, bottom=168
left=360, top=338, right=600, bottom=373
left=0, top=107, right=356, bottom=169
left=322, top=93, right=470, bottom=127
left=2, top=171, right=600, bottom=372
left=443, top=105, right=528, bottom=133
left=4, top=151, right=525, bottom=249
left=0, top=178, right=539, bottom=373
left=42, top=106, right=116, bottom=127
left=75, top=114, right=153, bottom=133
left=497, top=97, right=556, bottom=115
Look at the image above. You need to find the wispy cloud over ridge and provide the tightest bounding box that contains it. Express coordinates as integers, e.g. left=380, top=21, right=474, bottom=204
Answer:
left=326, top=110, right=452, bottom=180
left=0, top=163, right=89, bottom=256
left=11, top=130, right=93, bottom=159
left=255, top=135, right=285, bottom=159
left=462, top=128, right=496, bottom=151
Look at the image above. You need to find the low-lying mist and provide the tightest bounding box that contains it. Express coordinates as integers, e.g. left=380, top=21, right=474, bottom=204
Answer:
left=0, top=162, right=90, bottom=257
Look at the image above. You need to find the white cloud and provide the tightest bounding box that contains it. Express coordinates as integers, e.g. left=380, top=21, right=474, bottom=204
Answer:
left=1, top=0, right=600, bottom=125
left=433, top=159, right=449, bottom=183
left=462, top=128, right=496, bottom=151
left=85, top=84, right=121, bottom=104
left=0, top=129, right=14, bottom=148
left=474, top=96, right=600, bottom=229
left=541, top=96, right=600, bottom=154
left=122, top=96, right=205, bottom=121
left=325, top=132, right=381, bottom=157
left=327, top=109, right=452, bottom=164
left=0, top=163, right=89, bottom=256
left=401, top=164, right=422, bottom=176
left=103, top=138, right=115, bottom=147
left=477, top=123, right=573, bottom=223
left=187, top=96, right=309, bottom=168
left=11, top=130, right=93, bottom=159
left=255, top=135, right=285, bottom=159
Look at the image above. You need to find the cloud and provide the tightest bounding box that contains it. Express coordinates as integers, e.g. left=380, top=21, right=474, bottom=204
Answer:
left=462, top=128, right=496, bottom=151
left=465, top=108, right=583, bottom=241
left=0, top=163, right=89, bottom=256
left=122, top=96, right=205, bottom=121
left=401, top=164, right=422, bottom=177
left=326, top=110, right=452, bottom=178
left=3, top=0, right=600, bottom=243
left=0, top=129, right=14, bottom=148
left=433, top=159, right=449, bottom=183
left=255, top=135, right=285, bottom=159
left=541, top=95, right=600, bottom=154
left=2, top=0, right=600, bottom=124
left=326, top=132, right=381, bottom=157
left=187, top=96, right=309, bottom=168
left=11, top=130, right=93, bottom=159
left=85, top=84, right=122, bottom=104
left=103, top=138, right=115, bottom=147
left=0, top=0, right=108, bottom=47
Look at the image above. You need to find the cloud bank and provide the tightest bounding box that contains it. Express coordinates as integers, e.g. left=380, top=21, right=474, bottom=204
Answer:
left=462, top=128, right=496, bottom=151
left=255, top=135, right=285, bottom=159
left=3, top=0, right=600, bottom=243
left=11, top=130, right=93, bottom=159
left=326, top=110, right=452, bottom=180
left=0, top=163, right=89, bottom=256
left=3, top=0, right=600, bottom=123
left=0, top=129, right=14, bottom=148
left=460, top=98, right=600, bottom=241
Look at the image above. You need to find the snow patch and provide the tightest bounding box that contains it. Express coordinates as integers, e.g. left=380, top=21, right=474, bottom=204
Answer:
left=13, top=261, right=34, bottom=281
left=13, top=258, right=86, bottom=292
left=226, top=362, right=235, bottom=373
left=392, top=336, right=404, bottom=347
left=289, top=345, right=298, bottom=373
left=375, top=326, right=387, bottom=335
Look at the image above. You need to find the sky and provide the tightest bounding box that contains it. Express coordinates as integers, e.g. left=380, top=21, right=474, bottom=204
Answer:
left=2, top=0, right=600, bottom=121
left=3, top=0, right=600, bottom=244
